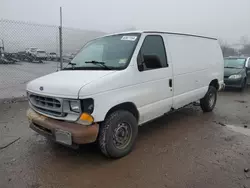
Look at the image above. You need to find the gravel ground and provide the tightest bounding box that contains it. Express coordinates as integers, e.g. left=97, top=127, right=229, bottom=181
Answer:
left=0, top=89, right=250, bottom=188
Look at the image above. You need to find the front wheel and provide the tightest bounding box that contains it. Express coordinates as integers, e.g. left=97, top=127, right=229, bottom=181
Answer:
left=200, top=86, right=217, bottom=112
left=98, top=110, right=138, bottom=158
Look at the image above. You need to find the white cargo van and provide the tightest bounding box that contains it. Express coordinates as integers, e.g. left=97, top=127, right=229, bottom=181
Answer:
left=27, top=31, right=224, bottom=158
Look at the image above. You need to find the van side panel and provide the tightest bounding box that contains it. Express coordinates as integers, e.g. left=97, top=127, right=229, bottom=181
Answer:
left=79, top=66, right=173, bottom=124
left=166, top=34, right=223, bottom=109
left=79, top=33, right=223, bottom=124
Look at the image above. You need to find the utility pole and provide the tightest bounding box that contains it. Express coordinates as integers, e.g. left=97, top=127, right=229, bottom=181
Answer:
left=0, top=39, right=4, bottom=56
left=1, top=39, right=4, bottom=52
left=59, top=7, right=63, bottom=70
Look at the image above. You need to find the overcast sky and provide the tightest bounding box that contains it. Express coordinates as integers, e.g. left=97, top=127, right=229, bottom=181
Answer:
left=1, top=0, right=250, bottom=44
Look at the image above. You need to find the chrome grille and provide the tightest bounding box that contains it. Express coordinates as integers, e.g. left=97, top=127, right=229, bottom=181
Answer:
left=29, top=93, right=63, bottom=117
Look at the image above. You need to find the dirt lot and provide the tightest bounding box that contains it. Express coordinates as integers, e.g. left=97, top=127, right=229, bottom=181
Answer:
left=0, top=89, right=250, bottom=188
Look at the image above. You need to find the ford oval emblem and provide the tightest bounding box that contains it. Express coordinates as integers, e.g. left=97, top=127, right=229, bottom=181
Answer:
left=40, top=86, right=44, bottom=91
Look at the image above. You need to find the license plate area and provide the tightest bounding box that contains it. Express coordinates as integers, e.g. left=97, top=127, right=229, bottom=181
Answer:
left=55, top=129, right=72, bottom=145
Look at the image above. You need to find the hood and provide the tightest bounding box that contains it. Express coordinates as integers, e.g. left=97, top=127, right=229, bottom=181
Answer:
left=27, top=70, right=115, bottom=98
left=224, top=68, right=244, bottom=77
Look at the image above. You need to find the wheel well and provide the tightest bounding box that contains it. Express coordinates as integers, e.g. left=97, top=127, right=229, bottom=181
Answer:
left=105, top=102, right=139, bottom=122
left=209, top=79, right=219, bottom=90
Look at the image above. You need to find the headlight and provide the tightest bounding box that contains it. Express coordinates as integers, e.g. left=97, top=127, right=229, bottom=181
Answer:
left=62, top=98, right=94, bottom=116
left=229, top=74, right=242, bottom=79
left=69, top=100, right=81, bottom=113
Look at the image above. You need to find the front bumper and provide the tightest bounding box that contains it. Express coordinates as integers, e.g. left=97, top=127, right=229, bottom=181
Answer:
left=224, top=78, right=243, bottom=88
left=27, top=108, right=99, bottom=146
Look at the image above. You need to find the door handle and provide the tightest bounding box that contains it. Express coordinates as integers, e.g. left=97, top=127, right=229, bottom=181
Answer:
left=169, top=79, right=172, bottom=87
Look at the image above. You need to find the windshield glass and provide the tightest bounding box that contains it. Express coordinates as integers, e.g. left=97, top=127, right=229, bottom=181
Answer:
left=224, top=58, right=246, bottom=68
left=68, top=33, right=140, bottom=70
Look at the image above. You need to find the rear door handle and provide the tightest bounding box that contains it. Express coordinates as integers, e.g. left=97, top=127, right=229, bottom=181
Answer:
left=169, top=79, right=172, bottom=87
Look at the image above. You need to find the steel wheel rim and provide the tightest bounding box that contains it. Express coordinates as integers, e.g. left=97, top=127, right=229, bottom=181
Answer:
left=113, top=122, right=132, bottom=150
left=208, top=92, right=215, bottom=108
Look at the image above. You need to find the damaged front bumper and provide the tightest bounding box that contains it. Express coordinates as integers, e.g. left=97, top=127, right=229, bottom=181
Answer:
left=27, top=108, right=99, bottom=147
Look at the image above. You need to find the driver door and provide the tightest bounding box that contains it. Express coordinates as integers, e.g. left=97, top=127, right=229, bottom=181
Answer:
left=135, top=34, right=173, bottom=124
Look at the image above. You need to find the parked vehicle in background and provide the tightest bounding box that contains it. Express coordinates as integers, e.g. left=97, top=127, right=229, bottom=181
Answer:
left=4, top=53, right=20, bottom=62
left=224, top=57, right=250, bottom=90
left=62, top=53, right=73, bottom=63
left=62, top=52, right=78, bottom=63
left=17, top=51, right=35, bottom=62
left=24, top=48, right=46, bottom=63
left=25, top=47, right=38, bottom=55
left=0, top=53, right=16, bottom=64
left=69, top=52, right=77, bottom=60
left=26, top=31, right=224, bottom=158
left=48, top=52, right=57, bottom=61
left=35, top=50, right=47, bottom=60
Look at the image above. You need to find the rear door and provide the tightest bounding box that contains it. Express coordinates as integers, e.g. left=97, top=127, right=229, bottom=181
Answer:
left=135, top=34, right=173, bottom=124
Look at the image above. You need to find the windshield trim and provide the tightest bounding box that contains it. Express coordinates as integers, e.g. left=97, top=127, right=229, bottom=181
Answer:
left=67, top=33, right=141, bottom=71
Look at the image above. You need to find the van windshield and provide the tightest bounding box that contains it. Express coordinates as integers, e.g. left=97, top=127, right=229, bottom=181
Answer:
left=224, top=58, right=246, bottom=69
left=65, top=33, right=140, bottom=70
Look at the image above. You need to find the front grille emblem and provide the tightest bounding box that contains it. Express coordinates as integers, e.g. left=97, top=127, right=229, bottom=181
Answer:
left=39, top=86, right=44, bottom=91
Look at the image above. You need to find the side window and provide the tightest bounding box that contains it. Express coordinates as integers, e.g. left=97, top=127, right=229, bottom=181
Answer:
left=137, top=35, right=168, bottom=71
left=248, top=58, right=250, bottom=68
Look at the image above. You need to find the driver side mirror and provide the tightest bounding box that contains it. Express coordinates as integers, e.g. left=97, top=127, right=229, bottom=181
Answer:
left=137, top=53, right=162, bottom=72
left=143, top=55, right=162, bottom=69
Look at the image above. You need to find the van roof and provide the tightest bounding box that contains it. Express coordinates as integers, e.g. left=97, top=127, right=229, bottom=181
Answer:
left=103, top=30, right=217, bottom=40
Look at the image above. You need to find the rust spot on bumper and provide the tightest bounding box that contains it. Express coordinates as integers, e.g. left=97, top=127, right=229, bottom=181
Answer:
left=27, top=108, right=99, bottom=144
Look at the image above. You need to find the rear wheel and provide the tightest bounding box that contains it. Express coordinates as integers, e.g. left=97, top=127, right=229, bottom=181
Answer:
left=98, top=110, right=138, bottom=158
left=200, top=86, right=217, bottom=112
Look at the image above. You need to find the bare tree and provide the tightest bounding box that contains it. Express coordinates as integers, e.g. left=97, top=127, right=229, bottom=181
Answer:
left=219, top=40, right=238, bottom=57
left=239, top=36, right=249, bottom=46
left=239, top=44, right=250, bottom=56
left=238, top=36, right=250, bottom=56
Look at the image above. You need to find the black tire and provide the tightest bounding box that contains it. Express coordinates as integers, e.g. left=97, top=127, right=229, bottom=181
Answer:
left=240, top=78, right=246, bottom=91
left=200, top=86, right=217, bottom=112
left=98, top=110, right=138, bottom=158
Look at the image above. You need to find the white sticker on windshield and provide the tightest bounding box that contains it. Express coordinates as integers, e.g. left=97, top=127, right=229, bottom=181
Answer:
left=121, top=36, right=137, bottom=41
left=119, top=59, right=127, bottom=64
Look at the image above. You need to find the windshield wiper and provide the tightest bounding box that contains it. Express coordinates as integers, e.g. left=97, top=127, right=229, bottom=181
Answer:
left=63, top=62, right=76, bottom=70
left=68, top=62, right=76, bottom=66
left=85, top=60, right=111, bottom=70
